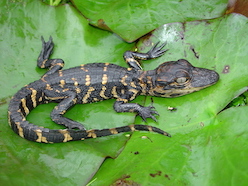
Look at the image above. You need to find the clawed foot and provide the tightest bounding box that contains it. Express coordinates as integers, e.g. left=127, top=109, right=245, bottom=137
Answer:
left=146, top=42, right=168, bottom=59
left=37, top=36, right=54, bottom=68
left=41, top=36, right=54, bottom=57
left=137, top=106, right=159, bottom=122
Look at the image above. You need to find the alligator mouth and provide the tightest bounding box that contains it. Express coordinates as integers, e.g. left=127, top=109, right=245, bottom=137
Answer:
left=150, top=84, right=213, bottom=98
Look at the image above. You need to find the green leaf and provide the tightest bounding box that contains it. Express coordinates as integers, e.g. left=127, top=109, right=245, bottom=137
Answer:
left=1, top=0, right=248, bottom=185
left=71, top=0, right=228, bottom=42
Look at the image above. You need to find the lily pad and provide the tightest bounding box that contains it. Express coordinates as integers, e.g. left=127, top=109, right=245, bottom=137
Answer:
left=0, top=0, right=248, bottom=186
left=71, top=0, right=228, bottom=42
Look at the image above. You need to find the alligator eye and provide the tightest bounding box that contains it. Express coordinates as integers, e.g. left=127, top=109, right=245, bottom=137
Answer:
left=156, top=81, right=168, bottom=86
left=175, top=77, right=188, bottom=84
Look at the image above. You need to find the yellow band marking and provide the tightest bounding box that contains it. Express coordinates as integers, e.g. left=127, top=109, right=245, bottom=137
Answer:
left=116, top=98, right=128, bottom=103
left=121, top=89, right=125, bottom=95
left=35, top=129, right=48, bottom=143
left=82, top=87, right=95, bottom=103
left=62, top=88, right=69, bottom=92
left=74, top=81, right=79, bottom=86
left=126, top=58, right=135, bottom=63
left=87, top=130, right=97, bottom=138
left=146, top=76, right=153, bottom=90
left=59, top=70, right=63, bottom=77
left=39, top=92, right=44, bottom=102
left=59, top=80, right=65, bottom=88
left=102, top=74, right=108, bottom=85
left=80, top=64, right=88, bottom=72
left=129, top=89, right=139, bottom=100
left=147, top=126, right=153, bottom=132
left=109, top=128, right=118, bottom=135
left=130, top=89, right=139, bottom=93
left=17, top=109, right=26, bottom=121
left=85, top=75, right=91, bottom=86
left=71, top=77, right=79, bottom=87
left=75, top=88, right=81, bottom=93
left=72, top=98, right=77, bottom=104
left=59, top=110, right=66, bottom=115
left=130, top=81, right=137, bottom=88
left=100, top=86, right=109, bottom=99
left=59, top=130, right=73, bottom=142
left=46, top=84, right=53, bottom=90
left=111, top=86, right=118, bottom=97
left=139, top=81, right=147, bottom=95
left=21, top=98, right=29, bottom=115
left=45, top=96, right=65, bottom=100
left=30, top=88, right=37, bottom=108
left=93, top=98, right=99, bottom=102
left=41, top=74, right=47, bottom=82
left=129, top=124, right=136, bottom=132
left=121, top=75, right=128, bottom=86
left=40, top=59, right=48, bottom=68
left=15, top=122, right=24, bottom=138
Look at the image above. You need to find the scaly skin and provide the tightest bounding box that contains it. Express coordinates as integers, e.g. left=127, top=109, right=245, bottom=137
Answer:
left=8, top=37, right=219, bottom=143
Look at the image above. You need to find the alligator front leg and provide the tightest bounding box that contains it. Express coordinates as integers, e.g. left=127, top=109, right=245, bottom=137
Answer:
left=123, top=42, right=168, bottom=70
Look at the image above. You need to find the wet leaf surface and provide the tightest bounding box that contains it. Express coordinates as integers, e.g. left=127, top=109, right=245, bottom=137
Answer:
left=71, top=0, right=228, bottom=42
left=0, top=1, right=247, bottom=185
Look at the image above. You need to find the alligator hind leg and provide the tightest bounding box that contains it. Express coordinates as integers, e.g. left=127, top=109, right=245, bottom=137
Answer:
left=37, top=36, right=64, bottom=75
left=44, top=89, right=86, bottom=130
left=123, top=42, right=168, bottom=70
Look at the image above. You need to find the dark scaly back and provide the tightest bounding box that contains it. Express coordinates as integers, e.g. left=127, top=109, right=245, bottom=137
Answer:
left=57, top=63, right=136, bottom=103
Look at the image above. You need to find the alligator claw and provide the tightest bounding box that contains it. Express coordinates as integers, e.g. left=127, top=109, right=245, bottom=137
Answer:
left=41, top=36, right=54, bottom=59
left=147, top=42, right=168, bottom=59
left=138, top=106, right=159, bottom=122
left=38, top=36, right=54, bottom=68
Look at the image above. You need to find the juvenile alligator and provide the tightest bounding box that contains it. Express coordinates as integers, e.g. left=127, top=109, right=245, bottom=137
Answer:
left=8, top=37, right=219, bottom=143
